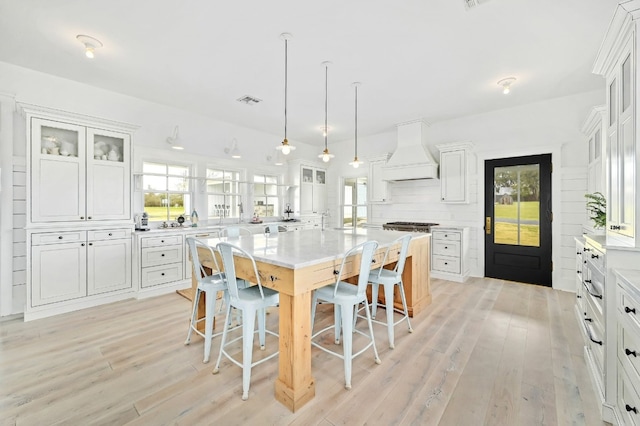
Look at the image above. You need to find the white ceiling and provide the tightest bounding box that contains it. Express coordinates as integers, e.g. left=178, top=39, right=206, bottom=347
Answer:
left=0, top=0, right=619, bottom=145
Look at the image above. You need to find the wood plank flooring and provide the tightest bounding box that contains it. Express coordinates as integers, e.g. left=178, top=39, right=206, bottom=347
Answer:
left=0, top=278, right=609, bottom=425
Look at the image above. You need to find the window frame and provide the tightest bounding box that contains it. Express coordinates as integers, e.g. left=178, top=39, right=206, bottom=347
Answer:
left=205, top=166, right=244, bottom=220
left=252, top=173, right=281, bottom=219
left=342, top=176, right=368, bottom=229
left=141, top=161, right=193, bottom=223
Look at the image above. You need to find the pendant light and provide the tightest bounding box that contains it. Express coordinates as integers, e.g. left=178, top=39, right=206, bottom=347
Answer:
left=276, top=33, right=295, bottom=155
left=349, top=82, right=364, bottom=168
left=319, top=61, right=334, bottom=163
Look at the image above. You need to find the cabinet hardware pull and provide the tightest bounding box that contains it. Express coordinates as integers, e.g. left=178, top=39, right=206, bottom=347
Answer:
left=371, top=259, right=376, bottom=263
left=625, top=348, right=637, bottom=357
left=444, top=262, right=448, bottom=265
left=445, top=246, right=448, bottom=249
left=585, top=317, right=592, bottom=322
left=161, top=240, right=164, bottom=243
left=584, top=247, right=590, bottom=252
left=161, top=254, right=165, bottom=257
left=81, top=243, right=85, bottom=246
left=108, top=233, right=112, bottom=236
left=625, top=306, right=637, bottom=314
left=589, top=335, right=602, bottom=345
left=89, top=243, right=92, bottom=246
left=585, top=279, right=591, bottom=283
left=58, top=236, right=63, bottom=240
left=591, top=254, right=599, bottom=259
left=611, top=225, right=621, bottom=230
left=161, top=273, right=165, bottom=276
left=333, top=270, right=339, bottom=275
left=577, top=295, right=582, bottom=298
left=88, top=216, right=92, bottom=219
left=626, top=404, right=638, bottom=414
left=577, top=270, right=581, bottom=274
left=80, top=216, right=84, bottom=219
left=576, top=251, right=581, bottom=255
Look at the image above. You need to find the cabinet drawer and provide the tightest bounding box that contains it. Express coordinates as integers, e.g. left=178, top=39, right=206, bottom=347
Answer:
left=141, top=245, right=183, bottom=267
left=88, top=228, right=131, bottom=241
left=584, top=283, right=603, bottom=329
left=433, top=240, right=460, bottom=257
left=432, top=231, right=461, bottom=242
left=141, top=263, right=183, bottom=288
left=619, top=322, right=640, bottom=387
left=32, top=231, right=85, bottom=245
left=584, top=298, right=604, bottom=373
left=619, top=284, right=640, bottom=334
left=618, top=362, right=640, bottom=426
left=141, top=235, right=183, bottom=248
left=432, top=255, right=460, bottom=274
left=584, top=244, right=605, bottom=274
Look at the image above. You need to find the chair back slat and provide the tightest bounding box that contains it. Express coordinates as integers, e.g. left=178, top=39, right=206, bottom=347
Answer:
left=393, top=234, right=413, bottom=275
left=221, top=226, right=252, bottom=238
left=217, top=242, right=265, bottom=300
left=335, top=240, right=378, bottom=297
left=185, top=237, right=222, bottom=283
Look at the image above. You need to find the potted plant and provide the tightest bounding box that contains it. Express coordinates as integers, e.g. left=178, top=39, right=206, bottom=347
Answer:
left=585, top=192, right=606, bottom=231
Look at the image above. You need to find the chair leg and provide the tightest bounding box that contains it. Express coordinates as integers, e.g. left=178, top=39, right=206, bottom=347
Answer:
left=203, top=289, right=215, bottom=363
left=340, top=303, right=354, bottom=390
left=213, top=302, right=233, bottom=375
left=363, top=299, right=381, bottom=366
left=185, top=288, right=201, bottom=345
left=383, top=283, right=396, bottom=349
left=258, top=308, right=266, bottom=350
left=398, top=280, right=413, bottom=333
left=334, top=303, right=342, bottom=344
left=370, top=283, right=379, bottom=319
left=241, top=308, right=257, bottom=401
left=311, top=292, right=318, bottom=332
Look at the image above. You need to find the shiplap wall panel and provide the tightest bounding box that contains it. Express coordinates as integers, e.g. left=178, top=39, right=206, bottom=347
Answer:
left=13, top=163, right=26, bottom=313
left=558, top=168, right=587, bottom=291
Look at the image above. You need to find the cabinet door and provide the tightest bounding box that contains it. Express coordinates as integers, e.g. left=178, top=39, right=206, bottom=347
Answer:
left=31, top=241, right=87, bottom=306
left=369, top=159, right=388, bottom=202
left=87, top=238, right=132, bottom=295
left=31, top=118, right=86, bottom=222
left=440, top=149, right=466, bottom=203
left=86, top=128, right=131, bottom=220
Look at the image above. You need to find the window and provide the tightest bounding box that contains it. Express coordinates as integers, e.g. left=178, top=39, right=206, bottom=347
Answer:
left=343, top=177, right=367, bottom=228
left=142, top=162, right=191, bottom=222
left=253, top=174, right=279, bottom=218
left=206, top=168, right=242, bottom=220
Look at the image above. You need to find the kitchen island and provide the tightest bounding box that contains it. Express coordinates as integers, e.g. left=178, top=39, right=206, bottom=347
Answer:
left=195, top=228, right=431, bottom=411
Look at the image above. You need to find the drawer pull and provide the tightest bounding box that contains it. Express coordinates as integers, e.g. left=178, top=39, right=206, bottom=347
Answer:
left=58, top=236, right=63, bottom=240
left=444, top=246, right=448, bottom=249
left=576, top=270, right=581, bottom=274
left=577, top=295, right=582, bottom=299
left=585, top=317, right=592, bottom=322
left=625, top=348, right=637, bottom=357
left=80, top=216, right=84, bottom=219
left=161, top=240, right=165, bottom=243
left=611, top=225, right=621, bottom=230
left=89, top=243, right=93, bottom=246
left=108, top=233, right=113, bottom=236
left=161, top=273, right=165, bottom=276
left=444, top=262, right=448, bottom=265
left=589, top=335, right=602, bottom=345
left=161, top=253, right=165, bottom=257
left=625, top=306, right=637, bottom=315
left=584, top=247, right=590, bottom=252
left=591, top=254, right=599, bottom=259
left=371, top=259, right=376, bottom=264
left=626, top=404, right=638, bottom=414
left=333, top=270, right=339, bottom=275
left=88, top=216, right=92, bottom=220
left=585, top=279, right=591, bottom=283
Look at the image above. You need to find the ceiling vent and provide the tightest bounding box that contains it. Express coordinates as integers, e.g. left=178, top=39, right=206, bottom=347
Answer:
left=464, top=0, right=490, bottom=10
left=236, top=95, right=262, bottom=105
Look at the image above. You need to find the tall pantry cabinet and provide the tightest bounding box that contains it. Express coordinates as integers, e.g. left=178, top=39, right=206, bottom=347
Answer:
left=591, top=2, right=640, bottom=424
left=20, top=104, right=137, bottom=320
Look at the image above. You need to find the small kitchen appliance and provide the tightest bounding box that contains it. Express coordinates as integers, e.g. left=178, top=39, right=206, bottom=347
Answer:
left=135, top=212, right=150, bottom=231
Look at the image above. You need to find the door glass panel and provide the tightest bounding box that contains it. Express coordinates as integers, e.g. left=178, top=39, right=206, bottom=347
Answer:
left=343, top=177, right=367, bottom=228
left=41, top=125, right=79, bottom=157
left=594, top=129, right=601, bottom=160
left=610, top=78, right=617, bottom=126
left=493, top=164, right=540, bottom=247
left=623, top=54, right=631, bottom=112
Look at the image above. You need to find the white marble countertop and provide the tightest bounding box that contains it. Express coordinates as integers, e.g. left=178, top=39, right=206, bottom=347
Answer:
left=200, top=228, right=429, bottom=269
left=135, top=220, right=303, bottom=235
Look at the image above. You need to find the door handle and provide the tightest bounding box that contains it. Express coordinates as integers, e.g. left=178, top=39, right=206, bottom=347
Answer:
left=485, top=217, right=491, bottom=235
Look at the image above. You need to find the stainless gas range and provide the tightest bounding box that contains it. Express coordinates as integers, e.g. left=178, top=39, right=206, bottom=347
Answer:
left=382, top=221, right=439, bottom=233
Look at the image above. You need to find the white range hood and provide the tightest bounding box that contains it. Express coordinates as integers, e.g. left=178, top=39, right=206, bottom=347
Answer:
left=382, top=120, right=439, bottom=181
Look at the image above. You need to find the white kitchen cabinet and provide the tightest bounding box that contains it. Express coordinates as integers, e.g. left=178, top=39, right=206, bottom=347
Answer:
left=300, top=165, right=326, bottom=214
left=582, top=106, right=606, bottom=196
left=139, top=234, right=184, bottom=288
left=437, top=142, right=474, bottom=204
left=25, top=108, right=133, bottom=224
left=594, top=7, right=640, bottom=247
left=29, top=228, right=132, bottom=308
left=368, top=154, right=390, bottom=203
left=430, top=226, right=469, bottom=282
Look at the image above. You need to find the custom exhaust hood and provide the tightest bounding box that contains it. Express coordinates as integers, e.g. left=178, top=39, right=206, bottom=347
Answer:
left=382, top=120, right=439, bottom=181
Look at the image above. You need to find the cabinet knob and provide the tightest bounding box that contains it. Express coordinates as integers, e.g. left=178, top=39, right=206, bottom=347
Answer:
left=591, top=254, right=599, bottom=259
left=80, top=216, right=84, bottom=219
left=576, top=270, right=581, bottom=274
left=161, top=253, right=165, bottom=257
left=626, top=404, right=638, bottom=414
left=625, top=306, right=637, bottom=315
left=611, top=225, right=621, bottom=230
left=58, top=236, right=63, bottom=240
left=161, top=240, right=164, bottom=243
left=445, top=246, right=448, bottom=249
left=89, top=243, right=93, bottom=246
left=88, top=216, right=92, bottom=220
left=108, top=233, right=112, bottom=236
left=161, top=273, right=165, bottom=276
left=583, top=248, right=590, bottom=252
left=81, top=243, right=85, bottom=246
left=625, top=348, right=637, bottom=357
left=444, top=262, right=448, bottom=265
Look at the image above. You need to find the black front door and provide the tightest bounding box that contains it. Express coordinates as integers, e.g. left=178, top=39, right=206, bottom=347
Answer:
left=484, top=154, right=552, bottom=286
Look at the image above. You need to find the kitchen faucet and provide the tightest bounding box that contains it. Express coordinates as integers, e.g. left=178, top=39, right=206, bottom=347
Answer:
left=238, top=201, right=244, bottom=224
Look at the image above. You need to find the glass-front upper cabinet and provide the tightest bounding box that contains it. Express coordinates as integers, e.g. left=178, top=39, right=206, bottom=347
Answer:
left=30, top=117, right=131, bottom=223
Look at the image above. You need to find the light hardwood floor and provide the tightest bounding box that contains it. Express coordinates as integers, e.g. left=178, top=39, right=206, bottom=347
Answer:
left=0, top=278, right=609, bottom=426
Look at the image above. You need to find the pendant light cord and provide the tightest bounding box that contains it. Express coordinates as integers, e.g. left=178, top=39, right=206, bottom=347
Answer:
left=324, top=64, right=328, bottom=150
left=354, top=84, right=358, bottom=157
left=284, top=39, right=288, bottom=140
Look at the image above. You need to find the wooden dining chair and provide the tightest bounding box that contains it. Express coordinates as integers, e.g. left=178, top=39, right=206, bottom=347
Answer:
left=310, top=240, right=381, bottom=390
left=213, top=241, right=280, bottom=400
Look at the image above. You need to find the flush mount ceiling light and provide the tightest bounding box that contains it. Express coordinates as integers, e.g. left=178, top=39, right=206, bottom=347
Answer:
left=224, top=138, right=242, bottom=159
left=497, top=77, right=516, bottom=95
left=319, top=61, right=334, bottom=163
left=76, top=34, right=103, bottom=59
left=166, top=125, right=184, bottom=150
left=276, top=33, right=296, bottom=156
left=349, top=82, right=364, bottom=169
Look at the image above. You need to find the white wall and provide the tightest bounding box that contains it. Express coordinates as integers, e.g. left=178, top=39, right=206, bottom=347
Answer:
left=326, top=90, right=601, bottom=291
